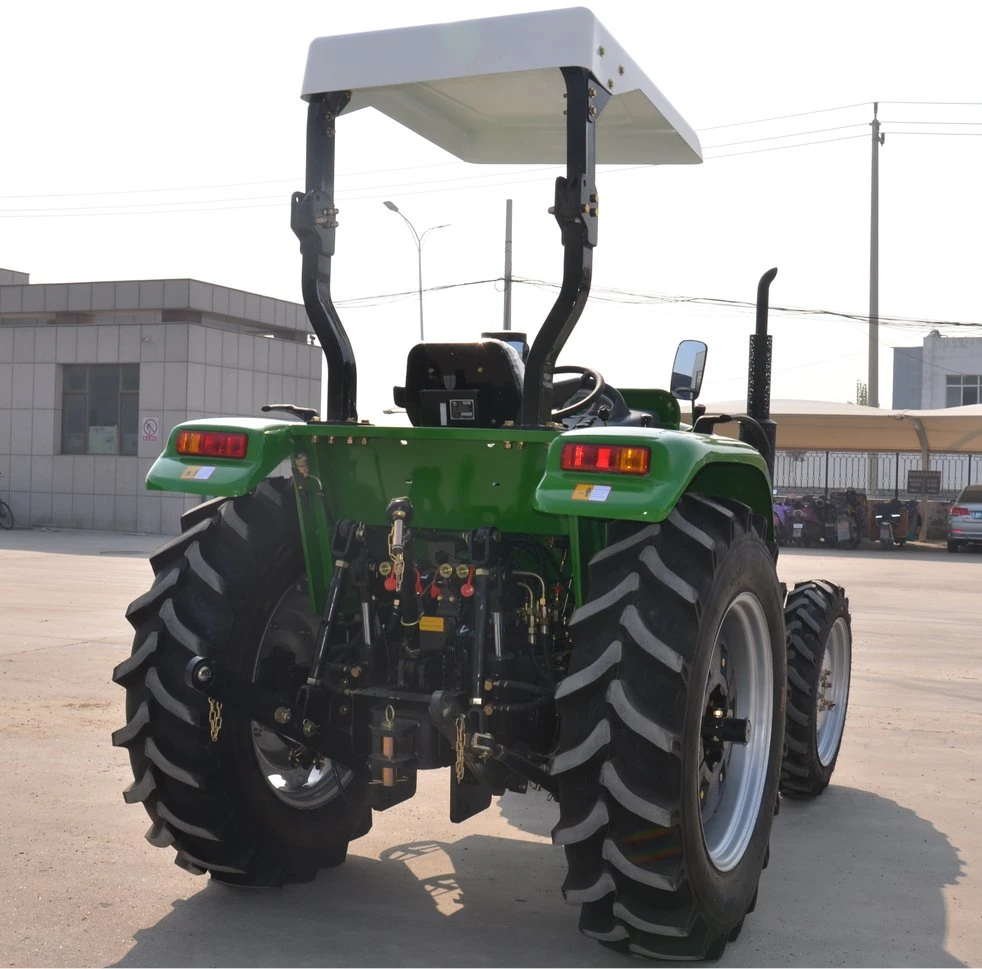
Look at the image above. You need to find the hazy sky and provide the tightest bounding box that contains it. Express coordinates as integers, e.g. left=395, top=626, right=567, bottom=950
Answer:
left=3, top=1, right=980, bottom=419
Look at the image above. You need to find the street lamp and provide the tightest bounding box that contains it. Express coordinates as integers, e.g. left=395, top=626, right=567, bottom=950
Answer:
left=383, top=200, right=449, bottom=341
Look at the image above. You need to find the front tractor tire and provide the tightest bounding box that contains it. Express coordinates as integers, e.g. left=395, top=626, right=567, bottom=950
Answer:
left=780, top=581, right=852, bottom=798
left=552, top=495, right=786, bottom=961
left=112, top=477, right=370, bottom=885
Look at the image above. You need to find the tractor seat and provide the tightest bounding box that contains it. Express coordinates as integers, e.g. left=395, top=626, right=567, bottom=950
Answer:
left=393, top=339, right=524, bottom=428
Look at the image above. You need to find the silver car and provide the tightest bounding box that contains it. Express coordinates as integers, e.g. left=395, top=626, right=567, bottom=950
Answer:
left=948, top=485, right=982, bottom=552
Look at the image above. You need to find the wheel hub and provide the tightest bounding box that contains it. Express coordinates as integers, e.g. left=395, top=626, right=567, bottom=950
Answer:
left=251, top=579, right=348, bottom=809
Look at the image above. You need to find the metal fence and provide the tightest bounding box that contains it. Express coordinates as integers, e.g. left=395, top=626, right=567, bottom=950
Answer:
left=773, top=450, right=982, bottom=501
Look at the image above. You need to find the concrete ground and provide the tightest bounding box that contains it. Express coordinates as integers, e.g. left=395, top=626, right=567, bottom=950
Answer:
left=0, top=527, right=980, bottom=967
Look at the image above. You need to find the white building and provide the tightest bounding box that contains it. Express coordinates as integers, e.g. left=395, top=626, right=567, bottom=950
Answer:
left=0, top=268, right=320, bottom=534
left=893, top=330, right=982, bottom=409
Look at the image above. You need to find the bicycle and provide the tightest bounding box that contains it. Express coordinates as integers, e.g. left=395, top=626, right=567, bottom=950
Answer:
left=0, top=473, right=14, bottom=530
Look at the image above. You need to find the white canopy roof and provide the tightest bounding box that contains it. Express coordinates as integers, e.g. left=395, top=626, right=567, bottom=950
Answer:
left=705, top=399, right=982, bottom=454
left=301, top=7, right=702, bottom=165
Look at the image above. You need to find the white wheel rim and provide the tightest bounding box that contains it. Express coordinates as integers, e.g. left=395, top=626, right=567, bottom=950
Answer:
left=699, top=592, right=773, bottom=873
left=816, top=616, right=851, bottom=767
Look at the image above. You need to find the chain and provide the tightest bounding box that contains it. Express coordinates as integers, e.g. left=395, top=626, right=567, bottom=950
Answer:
left=208, top=697, right=223, bottom=743
left=454, top=715, right=466, bottom=783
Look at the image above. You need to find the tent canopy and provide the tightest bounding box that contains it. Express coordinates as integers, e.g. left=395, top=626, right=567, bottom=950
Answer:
left=704, top=399, right=982, bottom=454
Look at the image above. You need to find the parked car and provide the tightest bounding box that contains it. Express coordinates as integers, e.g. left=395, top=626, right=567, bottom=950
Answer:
left=947, top=485, right=982, bottom=552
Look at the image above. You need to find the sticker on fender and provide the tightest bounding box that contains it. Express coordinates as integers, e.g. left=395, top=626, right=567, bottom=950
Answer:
left=571, top=483, right=612, bottom=502
left=180, top=466, right=216, bottom=480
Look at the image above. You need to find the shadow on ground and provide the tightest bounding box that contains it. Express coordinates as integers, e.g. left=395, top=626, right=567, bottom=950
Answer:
left=112, top=785, right=964, bottom=968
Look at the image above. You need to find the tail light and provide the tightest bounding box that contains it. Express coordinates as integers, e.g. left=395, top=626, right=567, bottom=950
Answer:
left=951, top=506, right=969, bottom=517
left=560, top=443, right=650, bottom=475
left=176, top=430, right=249, bottom=459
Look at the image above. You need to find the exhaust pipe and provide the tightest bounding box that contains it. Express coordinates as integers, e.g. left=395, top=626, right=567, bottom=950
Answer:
left=743, top=268, right=778, bottom=477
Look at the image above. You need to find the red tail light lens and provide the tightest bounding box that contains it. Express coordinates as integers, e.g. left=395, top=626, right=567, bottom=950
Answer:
left=176, top=430, right=249, bottom=459
left=560, top=443, right=650, bottom=475
left=951, top=506, right=969, bottom=517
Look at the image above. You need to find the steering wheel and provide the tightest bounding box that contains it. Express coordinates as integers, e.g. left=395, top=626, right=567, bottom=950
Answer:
left=551, top=365, right=606, bottom=420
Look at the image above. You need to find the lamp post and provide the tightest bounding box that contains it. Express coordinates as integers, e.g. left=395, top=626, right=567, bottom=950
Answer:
left=383, top=200, right=449, bottom=341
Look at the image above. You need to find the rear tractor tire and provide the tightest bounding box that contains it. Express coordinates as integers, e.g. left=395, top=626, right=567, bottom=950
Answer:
left=112, top=477, right=371, bottom=885
left=780, top=581, right=852, bottom=798
left=551, top=494, right=786, bottom=961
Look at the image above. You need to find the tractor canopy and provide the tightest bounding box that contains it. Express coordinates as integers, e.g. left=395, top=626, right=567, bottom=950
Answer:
left=300, top=7, right=702, bottom=165
left=292, top=8, right=703, bottom=427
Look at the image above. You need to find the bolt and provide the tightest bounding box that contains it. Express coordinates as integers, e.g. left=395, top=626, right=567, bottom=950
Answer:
left=273, top=706, right=291, bottom=724
left=302, top=719, right=316, bottom=737
left=339, top=705, right=349, bottom=715
left=597, top=45, right=606, bottom=55
left=350, top=666, right=362, bottom=679
left=588, top=86, right=596, bottom=97
left=194, top=665, right=212, bottom=685
left=713, top=707, right=725, bottom=719
left=484, top=704, right=494, bottom=716
left=618, top=65, right=625, bottom=75
left=484, top=679, right=494, bottom=692
left=607, top=79, right=615, bottom=90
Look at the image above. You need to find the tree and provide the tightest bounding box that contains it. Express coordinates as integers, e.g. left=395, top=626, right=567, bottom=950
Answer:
left=854, top=380, right=868, bottom=406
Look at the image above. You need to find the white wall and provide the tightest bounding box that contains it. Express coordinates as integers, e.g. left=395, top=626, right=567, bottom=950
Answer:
left=0, top=319, right=319, bottom=534
left=921, top=332, right=982, bottom=408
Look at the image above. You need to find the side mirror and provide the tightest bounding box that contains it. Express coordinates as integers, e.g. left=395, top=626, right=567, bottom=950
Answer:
left=671, top=340, right=708, bottom=401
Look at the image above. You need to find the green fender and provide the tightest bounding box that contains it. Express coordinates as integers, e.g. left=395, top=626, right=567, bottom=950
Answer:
left=145, top=418, right=298, bottom=497
left=534, top=425, right=773, bottom=529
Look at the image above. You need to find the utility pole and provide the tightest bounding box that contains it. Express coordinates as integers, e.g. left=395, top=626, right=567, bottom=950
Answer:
left=868, top=103, right=885, bottom=408
left=503, top=198, right=513, bottom=330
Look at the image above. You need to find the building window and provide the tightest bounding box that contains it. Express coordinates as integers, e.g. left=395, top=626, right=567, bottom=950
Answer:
left=946, top=375, right=982, bottom=407
left=62, top=364, right=140, bottom=455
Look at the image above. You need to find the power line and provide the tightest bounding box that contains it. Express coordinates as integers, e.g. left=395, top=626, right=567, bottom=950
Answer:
left=885, top=120, right=982, bottom=125
left=3, top=108, right=980, bottom=216
left=705, top=133, right=868, bottom=159
left=0, top=130, right=877, bottom=218
left=0, top=161, right=464, bottom=201
left=704, top=124, right=866, bottom=150
left=698, top=103, right=870, bottom=130
left=880, top=100, right=982, bottom=107
left=3, top=107, right=870, bottom=202
left=883, top=131, right=982, bottom=137
left=512, top=276, right=982, bottom=330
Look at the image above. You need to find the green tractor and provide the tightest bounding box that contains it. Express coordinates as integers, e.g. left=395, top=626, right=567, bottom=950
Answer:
left=113, top=9, right=852, bottom=961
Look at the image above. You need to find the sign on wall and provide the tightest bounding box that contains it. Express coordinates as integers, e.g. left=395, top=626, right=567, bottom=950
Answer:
left=906, top=470, right=942, bottom=495
left=142, top=418, right=159, bottom=443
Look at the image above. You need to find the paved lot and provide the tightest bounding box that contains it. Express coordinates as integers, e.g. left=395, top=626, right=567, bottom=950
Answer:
left=1, top=527, right=980, bottom=967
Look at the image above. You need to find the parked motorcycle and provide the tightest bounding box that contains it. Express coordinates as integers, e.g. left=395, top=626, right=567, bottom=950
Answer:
left=870, top=498, right=909, bottom=549
left=788, top=495, right=824, bottom=547
left=772, top=495, right=794, bottom=546
left=824, top=490, right=864, bottom=549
